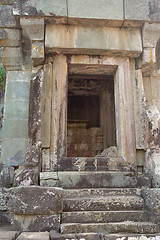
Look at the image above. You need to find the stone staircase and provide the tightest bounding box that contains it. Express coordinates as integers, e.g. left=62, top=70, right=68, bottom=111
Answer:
left=57, top=157, right=160, bottom=236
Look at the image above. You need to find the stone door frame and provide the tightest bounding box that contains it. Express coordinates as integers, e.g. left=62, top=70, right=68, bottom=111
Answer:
left=50, top=54, right=136, bottom=170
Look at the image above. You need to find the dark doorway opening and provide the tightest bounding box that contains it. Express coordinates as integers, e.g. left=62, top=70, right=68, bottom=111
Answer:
left=67, top=75, right=116, bottom=157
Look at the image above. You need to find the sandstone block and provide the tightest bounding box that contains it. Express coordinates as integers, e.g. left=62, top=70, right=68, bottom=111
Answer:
left=0, top=231, right=20, bottom=240
left=1, top=47, right=22, bottom=67
left=14, top=0, right=67, bottom=18
left=68, top=0, right=123, bottom=20
left=0, top=165, right=14, bottom=187
left=50, top=230, right=101, bottom=240
left=6, top=81, right=30, bottom=101
left=0, top=0, right=14, bottom=4
left=13, top=214, right=60, bottom=232
left=149, top=0, right=160, bottom=22
left=0, top=29, right=20, bottom=47
left=20, top=18, right=44, bottom=41
left=142, top=188, right=160, bottom=214
left=7, top=70, right=31, bottom=82
left=0, top=5, right=16, bottom=27
left=2, top=119, right=28, bottom=138
left=125, top=0, right=150, bottom=21
left=17, top=232, right=49, bottom=240
left=31, top=41, right=44, bottom=66
left=40, top=172, right=59, bottom=187
left=1, top=139, right=28, bottom=166
left=9, top=186, right=63, bottom=214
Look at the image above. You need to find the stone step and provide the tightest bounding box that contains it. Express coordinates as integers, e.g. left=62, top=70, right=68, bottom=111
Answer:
left=63, top=188, right=141, bottom=198
left=62, top=210, right=148, bottom=223
left=55, top=171, right=151, bottom=189
left=103, top=233, right=160, bottom=240
left=55, top=157, right=134, bottom=171
left=61, top=222, right=160, bottom=234
left=63, top=195, right=144, bottom=211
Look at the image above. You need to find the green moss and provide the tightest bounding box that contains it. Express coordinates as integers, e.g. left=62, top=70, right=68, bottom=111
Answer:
left=0, top=63, right=6, bottom=94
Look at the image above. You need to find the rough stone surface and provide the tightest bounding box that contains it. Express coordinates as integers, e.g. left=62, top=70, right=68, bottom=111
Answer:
left=0, top=47, right=22, bottom=67
left=50, top=230, right=101, bottom=240
left=142, top=189, right=160, bottom=214
left=145, top=148, right=160, bottom=187
left=14, top=0, right=67, bottom=18
left=16, top=232, right=49, bottom=240
left=20, top=18, right=44, bottom=41
left=0, top=165, right=14, bottom=187
left=9, top=186, right=63, bottom=214
left=61, top=222, right=160, bottom=234
left=0, top=188, right=9, bottom=210
left=125, top=0, right=150, bottom=21
left=12, top=214, right=60, bottom=232
left=51, top=171, right=151, bottom=189
left=0, top=29, right=20, bottom=47
left=0, top=5, right=16, bottom=27
left=149, top=0, right=160, bottom=22
left=0, top=231, right=20, bottom=240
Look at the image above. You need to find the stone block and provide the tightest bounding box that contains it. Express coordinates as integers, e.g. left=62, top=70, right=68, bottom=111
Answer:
left=42, top=149, right=51, bottom=171
left=31, top=41, right=44, bottom=66
left=45, top=24, right=142, bottom=57
left=0, top=231, right=20, bottom=240
left=20, top=18, right=44, bottom=41
left=149, top=0, right=160, bottom=22
left=50, top=230, right=101, bottom=240
left=1, top=139, right=28, bottom=166
left=0, top=165, right=14, bottom=187
left=17, top=232, right=49, bottom=240
left=40, top=172, right=58, bottom=187
left=125, top=0, right=150, bottom=21
left=13, top=214, right=60, bottom=232
left=0, top=5, right=16, bottom=27
left=9, top=186, right=63, bottom=214
left=14, top=0, right=67, bottom=18
left=142, top=188, right=160, bottom=214
left=4, top=101, right=29, bottom=119
left=6, top=81, right=30, bottom=101
left=2, top=119, right=28, bottom=139
left=0, top=187, right=9, bottom=210
left=0, top=29, right=20, bottom=47
left=1, top=47, right=22, bottom=67
left=7, top=70, right=31, bottom=82
left=151, top=76, right=160, bottom=99
left=68, top=0, right=123, bottom=20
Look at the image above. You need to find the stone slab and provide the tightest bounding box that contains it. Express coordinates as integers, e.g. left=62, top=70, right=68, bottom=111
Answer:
left=0, top=29, right=20, bottom=47
left=31, top=41, right=44, bottom=66
left=52, top=171, right=151, bottom=189
left=1, top=139, right=28, bottom=166
left=17, top=232, right=49, bottom=240
left=0, top=231, right=20, bottom=240
left=13, top=214, right=60, bottom=232
left=4, top=100, right=29, bottom=119
left=61, top=222, right=160, bottom=234
left=6, top=81, right=30, bottom=101
left=50, top=230, right=101, bottom=240
left=20, top=18, right=44, bottom=41
left=68, top=0, right=123, bottom=20
left=149, top=0, right=160, bottom=22
left=0, top=5, right=16, bottom=27
left=7, top=70, right=31, bottom=82
left=45, top=24, right=142, bottom=57
left=0, top=0, right=14, bottom=4
left=9, top=186, right=63, bottom=214
left=142, top=188, right=160, bottom=214
left=125, top=0, right=150, bottom=21
left=2, top=119, right=28, bottom=138
left=13, top=0, right=67, bottom=18
left=1, top=47, right=22, bottom=67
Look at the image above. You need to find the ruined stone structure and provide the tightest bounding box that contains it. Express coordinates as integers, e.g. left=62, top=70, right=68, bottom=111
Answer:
left=0, top=0, right=160, bottom=239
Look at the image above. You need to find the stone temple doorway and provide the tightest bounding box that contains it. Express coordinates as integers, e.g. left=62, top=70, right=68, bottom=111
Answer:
left=67, top=75, right=116, bottom=157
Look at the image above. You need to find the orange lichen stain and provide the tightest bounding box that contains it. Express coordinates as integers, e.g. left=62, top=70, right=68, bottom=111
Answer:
left=32, top=45, right=44, bottom=56
left=149, top=49, right=153, bottom=63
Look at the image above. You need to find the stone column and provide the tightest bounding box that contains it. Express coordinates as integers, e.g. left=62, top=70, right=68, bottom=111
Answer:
left=115, top=58, right=136, bottom=167
left=51, top=54, right=68, bottom=170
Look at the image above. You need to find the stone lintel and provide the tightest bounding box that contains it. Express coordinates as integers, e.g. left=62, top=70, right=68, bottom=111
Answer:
left=45, top=25, right=142, bottom=57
